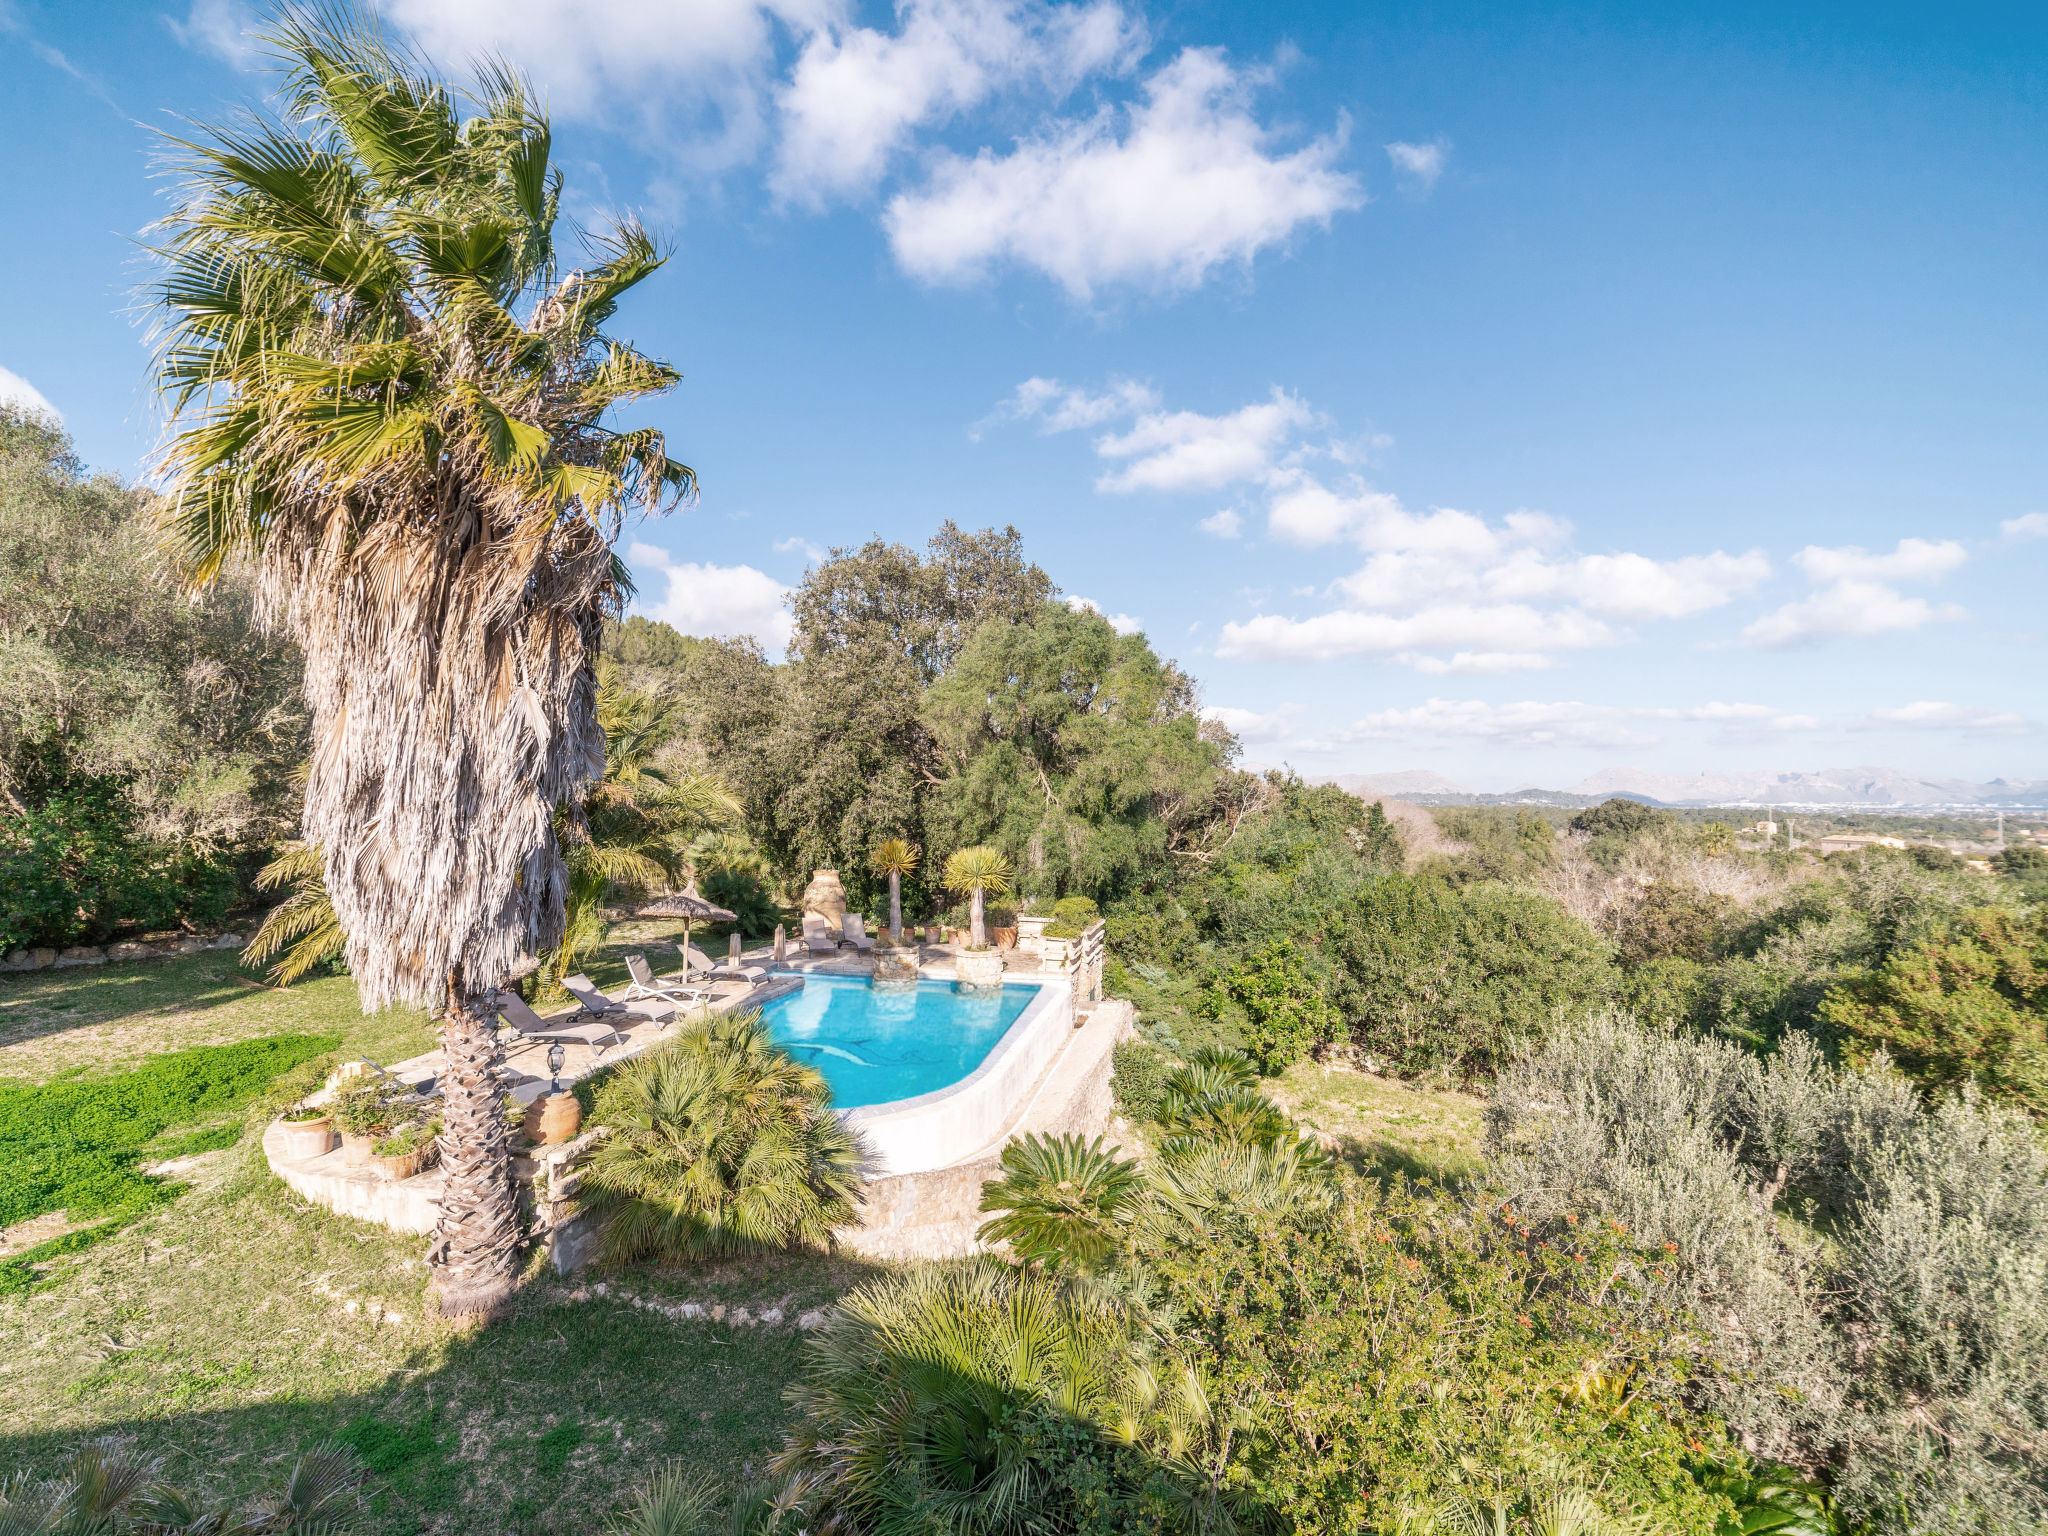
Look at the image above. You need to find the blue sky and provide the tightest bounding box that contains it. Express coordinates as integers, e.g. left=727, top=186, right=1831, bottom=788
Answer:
left=3, top=0, right=2044, bottom=790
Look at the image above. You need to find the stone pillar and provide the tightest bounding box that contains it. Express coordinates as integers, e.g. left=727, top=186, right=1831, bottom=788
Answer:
left=773, top=924, right=787, bottom=962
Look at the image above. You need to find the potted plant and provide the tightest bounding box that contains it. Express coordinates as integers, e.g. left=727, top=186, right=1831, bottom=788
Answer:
left=989, top=904, right=1019, bottom=951
left=1039, top=896, right=1100, bottom=969
left=275, top=1103, right=336, bottom=1160
left=373, top=1117, right=441, bottom=1181
left=943, top=846, right=1012, bottom=987
left=333, top=1080, right=397, bottom=1163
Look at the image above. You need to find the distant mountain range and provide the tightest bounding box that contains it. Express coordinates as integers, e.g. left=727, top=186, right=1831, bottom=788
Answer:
left=1327, top=766, right=2048, bottom=811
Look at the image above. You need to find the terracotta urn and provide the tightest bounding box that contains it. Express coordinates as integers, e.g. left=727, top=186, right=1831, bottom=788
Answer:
left=801, top=868, right=848, bottom=938
left=992, top=925, right=1019, bottom=950
left=276, top=1115, right=335, bottom=1160
left=525, top=1092, right=584, bottom=1146
left=374, top=1146, right=430, bottom=1181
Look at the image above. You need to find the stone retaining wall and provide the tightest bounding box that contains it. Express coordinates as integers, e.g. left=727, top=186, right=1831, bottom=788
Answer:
left=2, top=932, right=246, bottom=971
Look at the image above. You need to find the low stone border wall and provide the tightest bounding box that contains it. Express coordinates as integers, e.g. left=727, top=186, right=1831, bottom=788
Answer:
left=3, top=931, right=245, bottom=971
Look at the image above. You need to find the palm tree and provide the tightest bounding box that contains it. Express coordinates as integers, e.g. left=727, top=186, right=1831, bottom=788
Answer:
left=869, top=836, right=919, bottom=944
left=0, top=1435, right=362, bottom=1532
left=941, top=844, right=1011, bottom=950
left=243, top=837, right=345, bottom=985
left=151, top=14, right=694, bottom=1316
left=543, top=657, right=737, bottom=990
left=581, top=1012, right=867, bottom=1262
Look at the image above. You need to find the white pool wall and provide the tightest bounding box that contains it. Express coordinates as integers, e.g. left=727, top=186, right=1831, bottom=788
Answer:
left=838, top=976, right=1072, bottom=1174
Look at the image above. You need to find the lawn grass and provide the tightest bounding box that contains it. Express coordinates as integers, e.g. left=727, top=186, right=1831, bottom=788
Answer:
left=0, top=1152, right=879, bottom=1532
left=0, top=925, right=864, bottom=1532
left=1270, top=1060, right=1487, bottom=1184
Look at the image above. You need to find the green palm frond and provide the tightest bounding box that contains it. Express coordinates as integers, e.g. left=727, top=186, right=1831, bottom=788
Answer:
left=977, top=1133, right=1144, bottom=1271
left=583, top=1012, right=868, bottom=1263
left=941, top=845, right=1012, bottom=898
left=244, top=838, right=347, bottom=985
left=870, top=837, right=920, bottom=879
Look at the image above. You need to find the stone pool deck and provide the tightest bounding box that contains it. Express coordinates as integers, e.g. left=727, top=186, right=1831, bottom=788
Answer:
left=262, top=942, right=1132, bottom=1264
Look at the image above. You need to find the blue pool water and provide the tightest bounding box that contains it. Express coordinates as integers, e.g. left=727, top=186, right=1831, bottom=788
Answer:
left=758, top=976, right=1036, bottom=1108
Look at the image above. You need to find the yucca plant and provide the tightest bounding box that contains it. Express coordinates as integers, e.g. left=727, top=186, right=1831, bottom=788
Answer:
left=150, top=11, right=694, bottom=1316
left=582, top=1012, right=867, bottom=1262
left=941, top=845, right=1012, bottom=950
left=977, top=1132, right=1145, bottom=1270
left=869, top=836, right=920, bottom=945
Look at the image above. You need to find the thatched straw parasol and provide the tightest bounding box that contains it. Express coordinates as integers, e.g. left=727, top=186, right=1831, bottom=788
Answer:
left=634, top=878, right=736, bottom=960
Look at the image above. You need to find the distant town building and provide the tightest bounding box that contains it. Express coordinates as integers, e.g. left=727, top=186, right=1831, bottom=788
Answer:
left=1815, top=834, right=1907, bottom=854
left=1749, top=820, right=1779, bottom=837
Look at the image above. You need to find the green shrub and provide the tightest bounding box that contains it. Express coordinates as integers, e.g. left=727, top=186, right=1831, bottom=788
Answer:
left=1817, top=906, right=2048, bottom=1113
left=1486, top=1016, right=2048, bottom=1534
left=1134, top=1180, right=1731, bottom=1534
left=1618, top=955, right=1709, bottom=1027
left=1202, top=938, right=1339, bottom=1073
left=0, top=1033, right=339, bottom=1235
left=1044, top=893, right=1101, bottom=938
left=778, top=1260, right=1248, bottom=1535
left=1109, top=1037, right=1172, bottom=1120
left=582, top=1012, right=866, bottom=1262
left=1326, top=874, right=1613, bottom=1078
left=0, top=777, right=235, bottom=950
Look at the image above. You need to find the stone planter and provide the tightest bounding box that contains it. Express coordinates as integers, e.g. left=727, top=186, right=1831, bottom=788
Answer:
left=275, top=1115, right=336, bottom=1160
left=954, top=949, right=1006, bottom=987
left=1015, top=915, right=1050, bottom=955
left=340, top=1131, right=379, bottom=1164
left=1039, top=935, right=1076, bottom=969
left=874, top=947, right=920, bottom=983
left=524, top=1092, right=584, bottom=1146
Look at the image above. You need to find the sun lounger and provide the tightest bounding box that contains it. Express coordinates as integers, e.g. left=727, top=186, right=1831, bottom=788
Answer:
left=800, top=913, right=840, bottom=955
left=625, top=954, right=713, bottom=1011
left=681, top=943, right=767, bottom=982
left=562, top=972, right=675, bottom=1027
left=492, top=992, right=627, bottom=1056
left=841, top=913, right=875, bottom=953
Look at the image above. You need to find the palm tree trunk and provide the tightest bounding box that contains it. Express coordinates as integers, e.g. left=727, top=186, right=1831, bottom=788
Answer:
left=889, top=871, right=902, bottom=944
left=427, top=987, right=521, bottom=1317
left=970, top=887, right=986, bottom=950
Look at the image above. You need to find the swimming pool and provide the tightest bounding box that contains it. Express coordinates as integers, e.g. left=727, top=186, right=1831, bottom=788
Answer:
left=759, top=975, right=1038, bottom=1108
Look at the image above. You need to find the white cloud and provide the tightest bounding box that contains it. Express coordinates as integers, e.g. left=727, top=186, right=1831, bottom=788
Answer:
left=884, top=48, right=1363, bottom=298
left=1666, top=701, right=1823, bottom=737
left=1201, top=703, right=1299, bottom=743
left=774, top=535, right=828, bottom=561
left=1401, top=651, right=1555, bottom=675
left=1066, top=594, right=1141, bottom=634
left=384, top=0, right=833, bottom=168
left=1861, top=701, right=2029, bottom=734
left=1791, top=537, right=1968, bottom=584
left=168, top=0, right=259, bottom=64
left=1198, top=508, right=1242, bottom=538
left=2001, top=512, right=2048, bottom=542
left=1217, top=603, right=1613, bottom=663
left=630, top=541, right=793, bottom=650
left=1338, top=698, right=1662, bottom=752
left=773, top=0, right=1141, bottom=204
left=0, top=366, right=58, bottom=421
left=1384, top=138, right=1446, bottom=193
left=1093, top=386, right=1313, bottom=492
left=977, top=375, right=1159, bottom=437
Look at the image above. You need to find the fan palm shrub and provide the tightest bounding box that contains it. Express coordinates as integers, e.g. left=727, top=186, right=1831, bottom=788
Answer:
left=977, top=1132, right=1145, bottom=1270
left=0, top=1436, right=361, bottom=1532
left=942, top=844, right=1012, bottom=949
left=582, top=1012, right=867, bottom=1262
left=152, top=14, right=695, bottom=1314
left=870, top=836, right=920, bottom=944
left=776, top=1259, right=1258, bottom=1536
